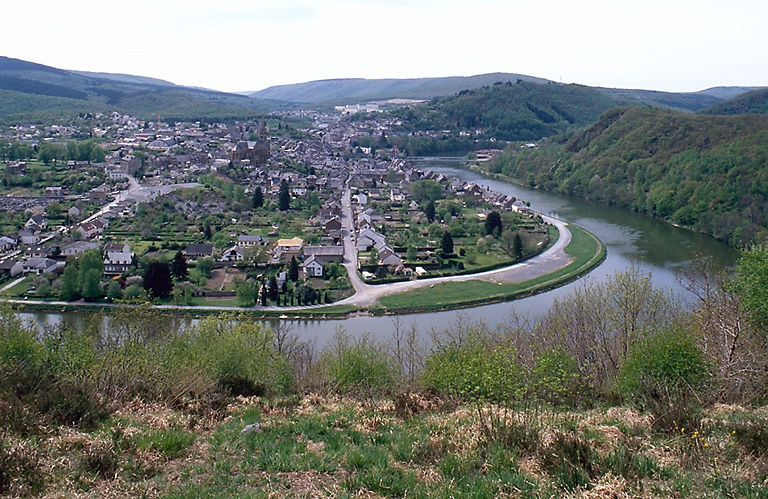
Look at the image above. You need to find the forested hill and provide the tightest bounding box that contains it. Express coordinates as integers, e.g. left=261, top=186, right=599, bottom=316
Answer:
left=483, top=107, right=768, bottom=245
left=391, top=80, right=620, bottom=141
left=702, top=87, right=768, bottom=115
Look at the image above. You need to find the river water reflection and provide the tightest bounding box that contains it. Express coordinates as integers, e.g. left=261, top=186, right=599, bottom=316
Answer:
left=20, top=158, right=738, bottom=346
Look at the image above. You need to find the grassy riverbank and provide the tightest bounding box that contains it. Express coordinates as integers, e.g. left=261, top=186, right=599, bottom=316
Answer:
left=374, top=223, right=605, bottom=313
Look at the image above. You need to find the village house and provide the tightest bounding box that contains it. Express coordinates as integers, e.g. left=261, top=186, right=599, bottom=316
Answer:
left=0, top=235, right=18, bottom=252
left=61, top=241, right=99, bottom=256
left=0, top=259, right=23, bottom=277
left=18, top=228, right=38, bottom=245
left=184, top=243, right=215, bottom=260
left=22, top=257, right=58, bottom=275
left=24, top=244, right=56, bottom=259
left=300, top=255, right=324, bottom=277
left=68, top=203, right=85, bottom=219
left=221, top=245, right=245, bottom=262
left=303, top=245, right=344, bottom=264
left=237, top=235, right=269, bottom=247
left=103, top=243, right=134, bottom=276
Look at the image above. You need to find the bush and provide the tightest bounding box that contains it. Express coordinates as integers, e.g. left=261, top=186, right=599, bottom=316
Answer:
left=531, top=346, right=582, bottom=407
left=619, top=328, right=710, bottom=430
left=322, top=330, right=393, bottom=394
left=422, top=328, right=524, bottom=406
left=0, top=436, right=44, bottom=496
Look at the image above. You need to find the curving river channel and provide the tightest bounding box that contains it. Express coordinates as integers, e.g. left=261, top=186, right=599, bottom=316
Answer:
left=22, top=157, right=738, bottom=345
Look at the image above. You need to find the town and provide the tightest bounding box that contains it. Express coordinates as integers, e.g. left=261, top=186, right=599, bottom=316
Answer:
left=0, top=109, right=550, bottom=309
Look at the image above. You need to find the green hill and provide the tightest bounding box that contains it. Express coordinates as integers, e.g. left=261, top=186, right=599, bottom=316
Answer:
left=392, top=80, right=621, bottom=141
left=702, top=87, right=768, bottom=115
left=483, top=107, right=768, bottom=245
left=0, top=56, right=288, bottom=121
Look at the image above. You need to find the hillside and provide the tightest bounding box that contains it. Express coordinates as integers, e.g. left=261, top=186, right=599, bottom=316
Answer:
left=483, top=107, right=768, bottom=245
left=246, top=72, right=551, bottom=103
left=596, top=87, right=723, bottom=112
left=702, top=87, right=768, bottom=115
left=392, top=80, right=620, bottom=141
left=0, top=56, right=287, bottom=121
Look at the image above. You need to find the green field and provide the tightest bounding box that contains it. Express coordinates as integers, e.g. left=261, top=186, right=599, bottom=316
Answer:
left=375, top=223, right=604, bottom=313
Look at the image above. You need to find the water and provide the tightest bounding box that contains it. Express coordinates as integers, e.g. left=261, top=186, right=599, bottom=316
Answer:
left=19, top=158, right=738, bottom=344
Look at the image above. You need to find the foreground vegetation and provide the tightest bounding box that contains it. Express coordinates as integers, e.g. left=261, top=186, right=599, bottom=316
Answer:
left=1, top=246, right=768, bottom=496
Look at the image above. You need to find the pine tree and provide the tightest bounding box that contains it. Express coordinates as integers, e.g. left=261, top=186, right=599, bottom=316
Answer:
left=441, top=231, right=454, bottom=255
left=143, top=261, right=173, bottom=299
left=513, top=233, right=524, bottom=261
left=252, top=187, right=263, bottom=209
left=288, top=256, right=299, bottom=282
left=171, top=251, right=188, bottom=279
left=279, top=179, right=290, bottom=211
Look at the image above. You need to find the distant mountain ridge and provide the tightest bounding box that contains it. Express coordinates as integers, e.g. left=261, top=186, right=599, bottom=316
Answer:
left=245, top=73, right=551, bottom=103
left=0, top=56, right=289, bottom=121
left=247, top=73, right=759, bottom=112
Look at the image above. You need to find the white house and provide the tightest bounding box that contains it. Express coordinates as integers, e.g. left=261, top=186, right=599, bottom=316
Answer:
left=300, top=255, right=324, bottom=277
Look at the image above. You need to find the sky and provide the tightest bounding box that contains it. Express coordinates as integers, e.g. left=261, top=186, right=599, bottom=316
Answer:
left=3, top=0, right=767, bottom=94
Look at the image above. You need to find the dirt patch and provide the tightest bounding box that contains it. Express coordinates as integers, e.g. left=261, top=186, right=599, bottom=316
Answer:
left=205, top=268, right=245, bottom=291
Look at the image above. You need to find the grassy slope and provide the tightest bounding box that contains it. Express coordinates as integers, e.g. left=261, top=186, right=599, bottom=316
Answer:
left=376, top=223, right=604, bottom=313
left=12, top=393, right=766, bottom=497
left=485, top=106, right=768, bottom=245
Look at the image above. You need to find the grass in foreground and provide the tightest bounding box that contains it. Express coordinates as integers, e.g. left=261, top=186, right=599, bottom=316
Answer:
left=377, top=223, right=604, bottom=312
left=6, top=393, right=766, bottom=497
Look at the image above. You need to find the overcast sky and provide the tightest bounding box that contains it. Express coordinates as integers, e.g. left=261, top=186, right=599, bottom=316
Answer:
left=3, top=0, right=766, bottom=93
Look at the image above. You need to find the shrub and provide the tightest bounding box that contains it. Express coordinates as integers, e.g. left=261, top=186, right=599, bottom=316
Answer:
left=0, top=437, right=44, bottom=497
left=531, top=346, right=582, bottom=407
left=538, top=432, right=595, bottom=491
left=619, top=328, right=711, bottom=430
left=322, top=330, right=393, bottom=394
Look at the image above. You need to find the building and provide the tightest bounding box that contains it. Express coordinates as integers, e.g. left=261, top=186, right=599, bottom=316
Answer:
left=184, top=243, right=215, bottom=259
left=237, top=235, right=269, bottom=247
left=300, top=255, right=324, bottom=277
left=61, top=241, right=99, bottom=256
left=303, top=245, right=344, bottom=264
left=229, top=121, right=270, bottom=166
left=103, top=243, right=134, bottom=276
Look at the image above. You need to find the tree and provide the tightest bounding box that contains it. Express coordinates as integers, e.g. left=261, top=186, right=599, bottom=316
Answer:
left=441, top=231, right=454, bottom=255
left=106, top=280, right=123, bottom=300
left=268, top=276, right=279, bottom=301
left=288, top=256, right=299, bottom=282
left=735, top=245, right=768, bottom=332
left=406, top=246, right=417, bottom=262
left=143, top=261, right=173, bottom=299
left=78, top=250, right=103, bottom=299
left=81, top=268, right=102, bottom=301
left=368, top=247, right=379, bottom=265
left=59, top=264, right=80, bottom=301
left=237, top=280, right=258, bottom=306
left=410, top=179, right=443, bottom=202
left=425, top=201, right=436, bottom=223
left=485, top=211, right=502, bottom=236
left=279, top=179, right=290, bottom=211
left=197, top=257, right=214, bottom=278
left=252, top=186, right=263, bottom=209
left=513, top=233, right=524, bottom=261
left=171, top=251, right=188, bottom=279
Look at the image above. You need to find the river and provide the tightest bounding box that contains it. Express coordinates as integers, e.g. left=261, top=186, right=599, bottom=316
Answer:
left=20, top=158, right=738, bottom=345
